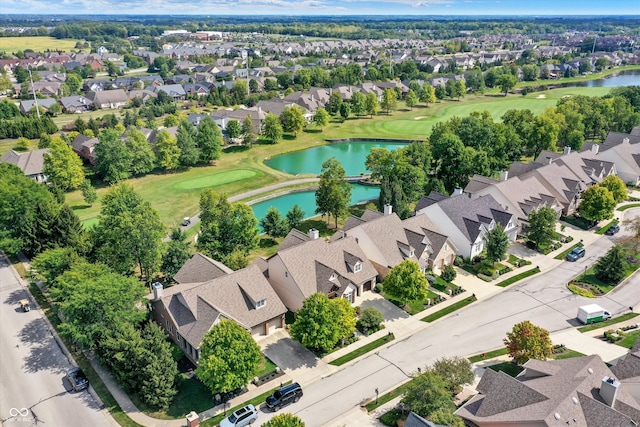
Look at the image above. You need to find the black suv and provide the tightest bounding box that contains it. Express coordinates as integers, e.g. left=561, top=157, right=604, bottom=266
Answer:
left=265, top=383, right=303, bottom=412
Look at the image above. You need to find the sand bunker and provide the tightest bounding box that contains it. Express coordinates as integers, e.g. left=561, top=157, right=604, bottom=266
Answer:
left=414, top=116, right=427, bottom=120
left=536, top=94, right=547, bottom=99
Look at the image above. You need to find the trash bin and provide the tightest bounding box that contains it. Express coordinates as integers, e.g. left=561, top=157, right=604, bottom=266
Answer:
left=186, top=411, right=200, bottom=427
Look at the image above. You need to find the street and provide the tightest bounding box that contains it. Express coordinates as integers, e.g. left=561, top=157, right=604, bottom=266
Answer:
left=0, top=253, right=113, bottom=427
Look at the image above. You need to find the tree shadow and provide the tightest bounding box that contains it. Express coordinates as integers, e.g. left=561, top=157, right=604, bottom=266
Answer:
left=303, top=128, right=322, bottom=134
left=71, top=205, right=91, bottom=211
left=259, top=237, right=278, bottom=248
left=19, top=318, right=69, bottom=374
left=223, top=145, right=250, bottom=153
left=4, top=288, right=30, bottom=306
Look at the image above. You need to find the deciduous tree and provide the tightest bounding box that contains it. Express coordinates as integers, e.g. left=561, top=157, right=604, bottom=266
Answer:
left=95, top=128, right=133, bottom=183
left=226, top=119, right=242, bottom=140
left=578, top=186, right=616, bottom=222
left=365, top=92, right=379, bottom=117
left=161, top=228, right=191, bottom=282
left=431, top=356, right=474, bottom=392
left=599, top=175, right=628, bottom=204
left=261, top=414, right=305, bottom=427
left=262, top=113, right=283, bottom=144
left=155, top=129, right=181, bottom=171
left=405, top=89, right=418, bottom=110
left=504, top=320, right=553, bottom=364
left=290, top=293, right=342, bottom=354
left=527, top=207, right=556, bottom=249
left=80, top=179, right=97, bottom=206
left=332, top=297, right=356, bottom=341
left=401, top=371, right=456, bottom=418
left=280, top=105, right=306, bottom=136
left=315, top=158, right=351, bottom=228
left=498, top=74, right=517, bottom=95
left=176, top=121, right=200, bottom=167
left=383, top=260, right=428, bottom=307
left=197, top=117, right=222, bottom=163
left=381, top=88, right=397, bottom=114
left=43, top=137, right=84, bottom=191
left=313, top=107, right=329, bottom=130
left=485, top=224, right=509, bottom=263
left=125, top=127, right=156, bottom=175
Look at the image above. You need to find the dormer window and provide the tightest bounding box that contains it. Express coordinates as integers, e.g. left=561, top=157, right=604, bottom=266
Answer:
left=354, top=262, right=362, bottom=273
left=330, top=273, right=337, bottom=280
left=256, top=299, right=266, bottom=309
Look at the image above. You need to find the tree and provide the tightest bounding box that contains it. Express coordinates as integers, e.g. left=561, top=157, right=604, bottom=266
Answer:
left=92, top=184, right=165, bottom=280
left=31, top=247, right=80, bottom=286
left=161, top=228, right=191, bottom=282
left=260, top=207, right=288, bottom=238
left=290, top=293, right=342, bottom=354
left=279, top=105, right=306, bottom=136
left=435, top=84, right=447, bottom=100
left=431, top=356, right=475, bottom=393
left=331, top=297, right=356, bottom=342
left=197, top=319, right=262, bottom=394
left=286, top=205, right=305, bottom=230
left=226, top=119, right=242, bottom=140
left=197, top=117, right=222, bottom=163
left=440, top=264, right=456, bottom=283
left=176, top=121, right=200, bottom=167
left=527, top=113, right=559, bottom=157
left=578, top=186, right=616, bottom=222
left=401, top=371, right=456, bottom=418
left=429, top=410, right=465, bottom=427
left=420, top=83, right=436, bottom=104
left=484, top=224, right=509, bottom=263
left=405, top=89, right=418, bottom=110
left=197, top=190, right=259, bottom=260
left=80, top=179, right=97, bottom=206
left=241, top=115, right=253, bottom=136
left=135, top=322, right=178, bottom=409
left=262, top=113, right=283, bottom=144
left=454, top=80, right=466, bottom=100
left=339, top=102, right=351, bottom=121
left=315, top=158, right=351, bottom=228
left=595, top=245, right=628, bottom=284
left=313, top=108, right=329, bottom=130
left=498, top=74, right=517, bottom=96
left=504, top=320, right=553, bottom=364
left=125, top=127, right=156, bottom=175
left=356, top=307, right=384, bottom=334
left=95, top=128, right=133, bottom=183
left=527, top=207, right=556, bottom=249
left=599, top=175, right=628, bottom=204
left=261, top=414, right=305, bottom=427
left=351, top=91, right=366, bottom=117
left=383, top=260, right=428, bottom=307
left=381, top=88, right=397, bottom=114
left=326, top=92, right=343, bottom=115
left=43, top=137, right=84, bottom=191
left=365, top=92, right=379, bottom=117
left=155, top=129, right=181, bottom=171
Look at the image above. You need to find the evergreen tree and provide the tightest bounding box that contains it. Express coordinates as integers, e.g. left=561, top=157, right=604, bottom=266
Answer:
left=286, top=204, right=305, bottom=230
left=259, top=207, right=288, bottom=238
left=595, top=245, right=628, bottom=284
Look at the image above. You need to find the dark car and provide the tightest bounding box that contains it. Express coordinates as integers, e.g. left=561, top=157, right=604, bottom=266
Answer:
left=605, top=225, right=620, bottom=235
left=265, top=383, right=303, bottom=412
left=67, top=367, right=89, bottom=392
left=566, top=247, right=586, bottom=262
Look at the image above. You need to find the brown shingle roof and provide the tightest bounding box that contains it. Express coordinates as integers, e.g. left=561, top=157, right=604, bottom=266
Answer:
left=174, top=253, right=233, bottom=284
left=1, top=148, right=48, bottom=176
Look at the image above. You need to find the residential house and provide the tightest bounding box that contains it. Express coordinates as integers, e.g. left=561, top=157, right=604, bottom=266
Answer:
left=266, top=228, right=378, bottom=311
left=593, top=133, right=640, bottom=186
left=127, top=89, right=157, bottom=104
left=456, top=355, right=640, bottom=427
left=209, top=107, right=265, bottom=133
left=59, top=95, right=93, bottom=113
left=173, top=253, right=233, bottom=284
left=71, top=134, right=99, bottom=165
left=1, top=149, right=49, bottom=182
left=404, top=412, right=446, bottom=427
left=19, top=98, right=58, bottom=115
left=153, top=84, right=186, bottom=100
left=87, top=89, right=129, bottom=110
left=150, top=264, right=287, bottom=365
left=415, top=192, right=517, bottom=260
left=183, top=83, right=210, bottom=97
left=255, top=99, right=313, bottom=122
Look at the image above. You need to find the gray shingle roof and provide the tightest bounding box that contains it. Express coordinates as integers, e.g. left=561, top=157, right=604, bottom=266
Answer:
left=415, top=191, right=448, bottom=212
left=173, top=253, right=233, bottom=284
left=1, top=148, right=48, bottom=176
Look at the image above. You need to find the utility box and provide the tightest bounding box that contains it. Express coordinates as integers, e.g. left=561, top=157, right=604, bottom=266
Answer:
left=186, top=411, right=200, bottom=427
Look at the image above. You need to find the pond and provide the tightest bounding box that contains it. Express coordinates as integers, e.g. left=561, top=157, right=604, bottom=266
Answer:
left=251, top=183, right=379, bottom=228
left=574, top=70, right=640, bottom=88
left=265, top=140, right=407, bottom=176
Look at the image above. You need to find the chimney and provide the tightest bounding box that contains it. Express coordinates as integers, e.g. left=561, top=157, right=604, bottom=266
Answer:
left=384, top=204, right=393, bottom=216
left=152, top=282, right=164, bottom=301
left=500, top=170, right=509, bottom=182
left=546, top=156, right=553, bottom=165
left=308, top=228, right=319, bottom=240
left=600, top=376, right=620, bottom=407
left=591, top=144, right=599, bottom=155
left=563, top=146, right=571, bottom=155
left=452, top=188, right=463, bottom=196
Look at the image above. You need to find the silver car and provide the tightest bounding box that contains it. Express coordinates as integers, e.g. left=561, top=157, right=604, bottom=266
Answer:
left=219, top=404, right=258, bottom=427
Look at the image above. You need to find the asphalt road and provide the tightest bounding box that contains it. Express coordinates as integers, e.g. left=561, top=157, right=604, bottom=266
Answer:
left=0, top=254, right=113, bottom=427
left=257, top=220, right=640, bottom=426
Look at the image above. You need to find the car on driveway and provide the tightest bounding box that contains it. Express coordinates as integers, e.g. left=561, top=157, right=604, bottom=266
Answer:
left=219, top=404, right=258, bottom=427
left=566, top=247, right=586, bottom=262
left=265, top=383, right=303, bottom=412
left=66, top=367, right=89, bottom=392
left=182, top=217, right=191, bottom=226
left=605, top=224, right=620, bottom=235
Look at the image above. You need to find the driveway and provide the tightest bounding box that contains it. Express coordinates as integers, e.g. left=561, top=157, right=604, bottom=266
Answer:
left=359, top=293, right=410, bottom=323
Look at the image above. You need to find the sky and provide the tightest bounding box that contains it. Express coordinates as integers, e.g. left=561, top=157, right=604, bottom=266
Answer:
left=1, top=0, right=639, bottom=16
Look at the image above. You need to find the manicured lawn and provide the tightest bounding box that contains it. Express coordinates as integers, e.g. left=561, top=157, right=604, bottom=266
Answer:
left=432, top=276, right=459, bottom=293
left=421, top=295, right=477, bottom=323
left=617, top=330, right=640, bottom=349
left=618, top=203, right=640, bottom=211
left=386, top=290, right=441, bottom=315
left=596, top=219, right=619, bottom=235
left=488, top=361, right=524, bottom=377
left=495, top=267, right=540, bottom=287
left=577, top=313, right=639, bottom=333
left=553, top=349, right=587, bottom=360
left=554, top=242, right=584, bottom=260
left=365, top=381, right=411, bottom=411
left=569, top=265, right=617, bottom=295
left=468, top=347, right=509, bottom=363
left=330, top=333, right=395, bottom=366
left=0, top=36, right=80, bottom=53
left=507, top=254, right=531, bottom=268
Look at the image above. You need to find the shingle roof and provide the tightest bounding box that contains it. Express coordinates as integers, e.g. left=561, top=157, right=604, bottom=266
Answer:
left=1, top=148, right=48, bottom=176
left=415, top=191, right=448, bottom=211
left=404, top=412, right=445, bottom=427
left=173, top=253, right=233, bottom=284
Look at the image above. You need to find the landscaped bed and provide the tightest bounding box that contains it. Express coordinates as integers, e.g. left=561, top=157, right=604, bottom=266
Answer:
left=495, top=267, right=541, bottom=287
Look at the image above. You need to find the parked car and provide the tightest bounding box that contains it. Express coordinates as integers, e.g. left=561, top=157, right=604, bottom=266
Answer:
left=265, top=383, right=303, bottom=412
left=566, top=247, right=586, bottom=262
left=182, top=217, right=191, bottom=226
left=19, top=299, right=30, bottom=312
left=66, top=367, right=89, bottom=392
left=605, top=224, right=620, bottom=235
left=219, top=404, right=258, bottom=427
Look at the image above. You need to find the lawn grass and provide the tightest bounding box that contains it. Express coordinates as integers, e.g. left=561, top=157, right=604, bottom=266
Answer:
left=618, top=203, right=640, bottom=211
left=553, top=349, right=587, bottom=360
left=432, top=276, right=459, bottom=293
left=577, top=313, right=639, bottom=333
left=0, top=36, right=80, bottom=53
left=468, top=347, right=510, bottom=363
left=554, top=242, right=584, bottom=260
left=495, top=267, right=541, bottom=287
left=570, top=265, right=616, bottom=295
left=617, top=330, right=640, bottom=349
left=386, top=290, right=440, bottom=315
left=421, top=295, right=477, bottom=323
left=596, top=219, right=620, bottom=235
left=487, top=361, right=524, bottom=377
left=365, top=381, right=411, bottom=412
left=330, top=333, right=395, bottom=366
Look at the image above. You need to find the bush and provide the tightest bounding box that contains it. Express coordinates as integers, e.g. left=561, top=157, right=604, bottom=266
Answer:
left=604, top=329, right=624, bottom=343
left=497, top=265, right=512, bottom=275
left=374, top=282, right=383, bottom=293
left=425, top=274, right=436, bottom=285
left=440, top=265, right=457, bottom=282
left=565, top=236, right=574, bottom=243
left=568, top=284, right=595, bottom=298
left=356, top=307, right=385, bottom=335
left=454, top=256, right=464, bottom=267
left=478, top=273, right=494, bottom=282
left=475, top=260, right=496, bottom=276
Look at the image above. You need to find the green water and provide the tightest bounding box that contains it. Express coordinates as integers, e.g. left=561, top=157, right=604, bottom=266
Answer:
left=265, top=141, right=407, bottom=176
left=251, top=183, right=379, bottom=228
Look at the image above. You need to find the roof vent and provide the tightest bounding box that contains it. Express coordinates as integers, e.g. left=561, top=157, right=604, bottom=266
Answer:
left=554, top=413, right=561, bottom=420
left=588, top=368, right=593, bottom=374
left=572, top=397, right=578, bottom=405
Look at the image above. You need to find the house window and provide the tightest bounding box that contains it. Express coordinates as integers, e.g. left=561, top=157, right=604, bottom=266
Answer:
left=474, top=242, right=483, bottom=252
left=444, top=243, right=448, bottom=251
left=165, top=320, right=173, bottom=335
left=256, top=299, right=266, bottom=309
left=354, top=262, right=362, bottom=273
left=343, top=289, right=354, bottom=303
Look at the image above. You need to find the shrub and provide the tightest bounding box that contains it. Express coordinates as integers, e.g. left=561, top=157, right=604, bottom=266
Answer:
left=425, top=274, right=436, bottom=285
left=604, top=329, right=624, bottom=343
left=374, top=282, right=384, bottom=293
left=565, top=236, right=574, bottom=243
left=497, top=265, right=512, bottom=275
left=454, top=256, right=464, bottom=267
left=440, top=265, right=457, bottom=282
left=568, top=284, right=595, bottom=298
left=356, top=307, right=385, bottom=335
left=478, top=273, right=494, bottom=282
left=475, top=260, right=496, bottom=276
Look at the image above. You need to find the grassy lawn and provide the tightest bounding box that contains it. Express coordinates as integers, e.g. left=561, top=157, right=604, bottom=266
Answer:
left=421, top=295, right=477, bottom=322
left=569, top=265, right=617, bottom=295
left=618, top=203, right=640, bottom=211
left=495, top=267, right=540, bottom=287
left=617, top=330, right=640, bottom=349
left=487, top=361, right=524, bottom=377
left=577, top=313, right=639, bottom=333
left=468, top=347, right=510, bottom=363
left=596, top=219, right=620, bottom=235
left=386, top=290, right=441, bottom=315
left=554, top=242, right=584, bottom=260
left=553, top=349, right=587, bottom=360
left=432, top=276, right=459, bottom=293
left=0, top=36, right=80, bottom=53
left=329, top=333, right=395, bottom=366
left=365, top=381, right=411, bottom=411
left=507, top=254, right=531, bottom=268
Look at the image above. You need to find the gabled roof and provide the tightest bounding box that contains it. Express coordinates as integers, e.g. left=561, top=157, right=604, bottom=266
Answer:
left=174, top=252, right=233, bottom=284
left=1, top=148, right=48, bottom=176
left=414, top=191, right=448, bottom=211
